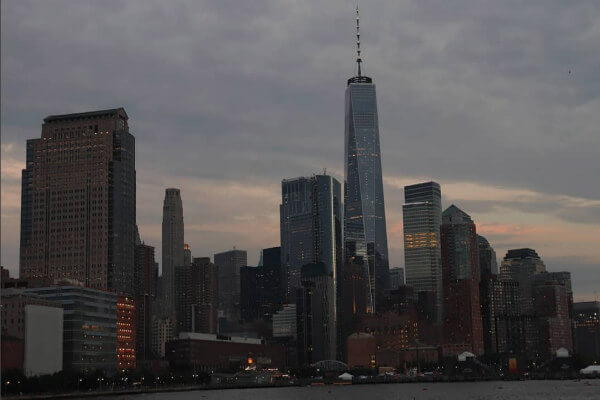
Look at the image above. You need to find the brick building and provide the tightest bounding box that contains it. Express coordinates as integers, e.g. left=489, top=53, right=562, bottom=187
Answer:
left=166, top=332, right=285, bottom=371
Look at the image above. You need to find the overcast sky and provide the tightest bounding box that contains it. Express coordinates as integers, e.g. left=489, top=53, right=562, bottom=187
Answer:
left=1, top=0, right=599, bottom=301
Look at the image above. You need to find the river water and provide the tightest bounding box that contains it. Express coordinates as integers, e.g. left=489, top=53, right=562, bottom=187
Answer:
left=94, top=380, right=599, bottom=400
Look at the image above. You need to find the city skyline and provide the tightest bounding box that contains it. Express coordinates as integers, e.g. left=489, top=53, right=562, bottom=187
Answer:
left=2, top=1, right=599, bottom=302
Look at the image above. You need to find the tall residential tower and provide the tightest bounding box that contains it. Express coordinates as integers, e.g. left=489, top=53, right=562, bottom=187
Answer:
left=343, top=7, right=389, bottom=313
left=162, top=188, right=184, bottom=316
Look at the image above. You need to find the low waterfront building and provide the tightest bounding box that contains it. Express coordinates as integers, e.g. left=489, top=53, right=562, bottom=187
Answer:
left=346, top=332, right=376, bottom=369
left=1, top=289, right=63, bottom=376
left=166, top=332, right=286, bottom=371
left=25, top=286, right=116, bottom=373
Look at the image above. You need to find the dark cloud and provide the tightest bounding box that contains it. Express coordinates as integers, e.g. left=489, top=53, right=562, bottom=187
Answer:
left=1, top=1, right=599, bottom=294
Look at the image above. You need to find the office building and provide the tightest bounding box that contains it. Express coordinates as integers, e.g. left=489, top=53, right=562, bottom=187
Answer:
left=280, top=175, right=342, bottom=298
left=26, top=286, right=117, bottom=373
left=573, top=301, right=600, bottom=361
left=533, top=280, right=573, bottom=359
left=499, top=248, right=546, bottom=314
left=214, top=249, right=247, bottom=322
left=174, top=257, right=219, bottom=334
left=257, top=247, right=285, bottom=319
left=133, top=244, right=155, bottom=363
left=441, top=205, right=484, bottom=356
left=389, top=267, right=405, bottom=289
left=479, top=277, right=532, bottom=355
left=117, top=296, right=136, bottom=369
left=296, top=263, right=336, bottom=364
left=478, top=235, right=498, bottom=278
left=162, top=188, right=184, bottom=317
left=19, top=108, right=136, bottom=294
left=272, top=304, right=297, bottom=339
left=402, top=181, right=443, bottom=324
left=344, top=9, right=389, bottom=312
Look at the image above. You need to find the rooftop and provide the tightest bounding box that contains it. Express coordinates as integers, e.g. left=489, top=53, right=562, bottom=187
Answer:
left=44, top=107, right=127, bottom=123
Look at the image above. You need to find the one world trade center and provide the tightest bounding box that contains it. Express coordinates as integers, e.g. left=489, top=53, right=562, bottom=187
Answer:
left=344, top=7, right=389, bottom=313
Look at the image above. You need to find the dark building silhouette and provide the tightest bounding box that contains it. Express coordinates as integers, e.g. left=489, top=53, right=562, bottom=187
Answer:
left=441, top=205, right=484, bottom=356
left=574, top=301, right=600, bottom=361
left=477, top=235, right=498, bottom=279
left=134, top=244, right=156, bottom=362
left=479, top=276, right=532, bottom=355
left=214, top=249, right=247, bottom=323
left=20, top=108, right=136, bottom=294
left=257, top=247, right=285, bottom=319
left=174, top=257, right=218, bottom=335
left=240, top=266, right=259, bottom=322
left=296, top=263, right=336, bottom=364
left=162, top=189, right=184, bottom=317
left=239, top=247, right=285, bottom=323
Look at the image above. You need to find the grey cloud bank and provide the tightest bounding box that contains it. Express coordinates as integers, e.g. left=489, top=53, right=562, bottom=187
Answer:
left=1, top=0, right=599, bottom=299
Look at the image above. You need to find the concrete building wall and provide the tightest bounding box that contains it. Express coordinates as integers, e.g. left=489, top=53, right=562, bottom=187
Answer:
left=24, top=304, right=63, bottom=377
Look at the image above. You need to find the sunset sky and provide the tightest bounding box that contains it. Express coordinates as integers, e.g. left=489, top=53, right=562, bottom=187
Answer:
left=2, top=0, right=599, bottom=301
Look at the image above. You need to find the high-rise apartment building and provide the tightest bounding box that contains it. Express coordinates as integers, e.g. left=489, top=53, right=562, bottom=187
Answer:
left=19, top=108, right=136, bottom=294
left=151, top=316, right=174, bottom=359
left=280, top=175, right=342, bottom=300
left=174, top=257, right=219, bottom=334
left=402, top=181, right=443, bottom=324
left=344, top=9, right=389, bottom=312
left=214, top=249, right=247, bottom=322
left=162, top=188, right=184, bottom=317
left=441, top=205, right=484, bottom=356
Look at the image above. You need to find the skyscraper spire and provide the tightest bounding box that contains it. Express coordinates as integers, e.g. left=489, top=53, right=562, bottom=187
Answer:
left=356, top=5, right=362, bottom=76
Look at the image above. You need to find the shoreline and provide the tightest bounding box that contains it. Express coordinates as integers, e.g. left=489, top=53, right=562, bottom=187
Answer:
left=4, top=375, right=599, bottom=400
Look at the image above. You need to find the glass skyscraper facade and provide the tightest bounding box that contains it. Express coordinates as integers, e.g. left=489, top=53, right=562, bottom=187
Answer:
left=280, top=174, right=343, bottom=300
left=344, top=70, right=389, bottom=313
left=402, top=181, right=442, bottom=324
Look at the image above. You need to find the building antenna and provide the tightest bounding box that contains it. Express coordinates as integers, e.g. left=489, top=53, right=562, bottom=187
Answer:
left=356, top=5, right=362, bottom=77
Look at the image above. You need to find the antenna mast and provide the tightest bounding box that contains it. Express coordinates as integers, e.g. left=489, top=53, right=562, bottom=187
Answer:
left=356, top=5, right=362, bottom=76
